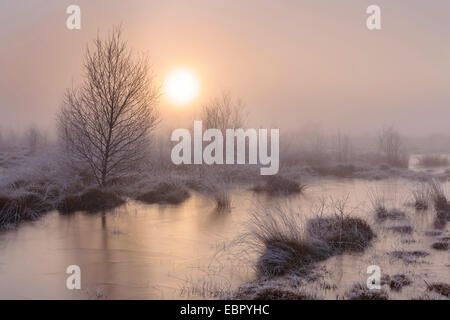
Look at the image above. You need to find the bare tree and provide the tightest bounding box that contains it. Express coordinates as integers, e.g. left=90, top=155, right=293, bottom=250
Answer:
left=58, top=27, right=160, bottom=186
left=201, top=91, right=246, bottom=131
left=378, top=126, right=408, bottom=167
left=25, top=126, right=40, bottom=155
left=333, top=132, right=353, bottom=163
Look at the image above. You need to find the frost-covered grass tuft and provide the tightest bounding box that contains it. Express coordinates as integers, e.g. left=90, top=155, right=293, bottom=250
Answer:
left=388, top=225, right=413, bottom=234
left=346, top=283, right=389, bottom=300
left=0, top=192, right=53, bottom=228
left=428, top=180, right=448, bottom=212
left=136, top=181, right=190, bottom=205
left=251, top=176, right=306, bottom=195
left=389, top=250, right=429, bottom=264
left=425, top=282, right=450, bottom=298
left=368, top=188, right=406, bottom=220
left=57, top=188, right=125, bottom=214
left=244, top=204, right=331, bottom=277
left=389, top=274, right=412, bottom=291
left=234, top=276, right=318, bottom=300
left=306, top=215, right=375, bottom=253
left=411, top=183, right=431, bottom=210
left=242, top=199, right=375, bottom=279
left=214, top=190, right=231, bottom=211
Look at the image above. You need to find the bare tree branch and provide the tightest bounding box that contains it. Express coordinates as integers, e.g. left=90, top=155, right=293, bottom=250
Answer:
left=58, top=27, right=160, bottom=186
left=201, top=91, right=246, bottom=132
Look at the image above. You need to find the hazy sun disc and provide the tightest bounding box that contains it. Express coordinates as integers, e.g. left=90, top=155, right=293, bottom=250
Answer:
left=164, top=69, right=199, bottom=105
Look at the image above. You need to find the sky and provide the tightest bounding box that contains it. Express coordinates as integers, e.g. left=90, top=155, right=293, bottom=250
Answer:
left=0, top=0, right=449, bottom=136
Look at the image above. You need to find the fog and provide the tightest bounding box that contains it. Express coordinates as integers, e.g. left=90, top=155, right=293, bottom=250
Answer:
left=1, top=1, right=450, bottom=302
left=1, top=0, right=450, bottom=136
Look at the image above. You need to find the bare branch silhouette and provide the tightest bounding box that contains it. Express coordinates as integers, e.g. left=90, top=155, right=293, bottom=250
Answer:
left=201, top=91, right=246, bottom=132
left=58, top=27, right=160, bottom=186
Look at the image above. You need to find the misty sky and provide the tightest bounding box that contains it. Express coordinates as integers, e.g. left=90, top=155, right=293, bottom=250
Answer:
left=1, top=0, right=449, bottom=136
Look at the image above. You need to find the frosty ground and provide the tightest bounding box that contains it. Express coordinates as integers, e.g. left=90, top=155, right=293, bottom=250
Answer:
left=0, top=132, right=449, bottom=300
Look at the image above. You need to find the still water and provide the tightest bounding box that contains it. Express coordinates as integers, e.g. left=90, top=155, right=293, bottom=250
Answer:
left=0, top=178, right=448, bottom=299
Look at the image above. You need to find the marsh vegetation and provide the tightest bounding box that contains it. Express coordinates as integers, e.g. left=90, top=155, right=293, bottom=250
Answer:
left=0, top=27, right=449, bottom=301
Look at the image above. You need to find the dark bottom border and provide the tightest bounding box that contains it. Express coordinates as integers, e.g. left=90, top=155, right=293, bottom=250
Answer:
left=4, top=300, right=445, bottom=319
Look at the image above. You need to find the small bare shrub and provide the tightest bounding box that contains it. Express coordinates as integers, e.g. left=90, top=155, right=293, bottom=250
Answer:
left=377, top=126, right=409, bottom=168
left=24, top=126, right=43, bottom=155
left=201, top=91, right=246, bottom=132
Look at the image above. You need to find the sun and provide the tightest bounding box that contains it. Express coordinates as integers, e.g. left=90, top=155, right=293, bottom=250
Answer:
left=164, top=68, right=199, bottom=105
